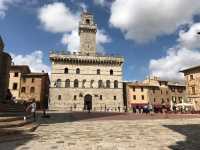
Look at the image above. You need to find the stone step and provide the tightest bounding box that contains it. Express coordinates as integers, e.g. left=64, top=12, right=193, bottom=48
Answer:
left=0, top=115, right=32, bottom=122
left=0, top=112, right=26, bottom=117
left=0, top=119, right=33, bottom=128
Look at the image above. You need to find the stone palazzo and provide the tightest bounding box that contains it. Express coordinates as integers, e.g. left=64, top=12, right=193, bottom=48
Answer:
left=49, top=12, right=124, bottom=111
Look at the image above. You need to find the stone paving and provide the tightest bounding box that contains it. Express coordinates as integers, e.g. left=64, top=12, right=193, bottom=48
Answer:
left=1, top=113, right=200, bottom=150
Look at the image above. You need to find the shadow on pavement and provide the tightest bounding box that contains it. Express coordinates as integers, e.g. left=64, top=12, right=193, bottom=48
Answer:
left=38, top=112, right=125, bottom=124
left=0, top=128, right=36, bottom=150
left=164, top=124, right=200, bottom=150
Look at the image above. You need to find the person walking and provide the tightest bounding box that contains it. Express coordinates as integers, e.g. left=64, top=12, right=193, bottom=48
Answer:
left=26, top=99, right=37, bottom=121
left=148, top=103, right=153, bottom=115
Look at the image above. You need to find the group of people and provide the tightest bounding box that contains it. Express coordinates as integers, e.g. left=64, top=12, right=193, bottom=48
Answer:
left=133, top=103, right=154, bottom=115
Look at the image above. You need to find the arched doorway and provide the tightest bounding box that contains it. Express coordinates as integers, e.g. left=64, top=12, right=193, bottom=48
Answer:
left=84, top=94, right=92, bottom=110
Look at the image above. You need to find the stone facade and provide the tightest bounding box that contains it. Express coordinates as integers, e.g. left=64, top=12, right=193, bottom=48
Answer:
left=124, top=76, right=186, bottom=111
left=79, top=12, right=97, bottom=56
left=181, top=66, right=200, bottom=111
left=0, top=36, right=11, bottom=101
left=9, top=65, right=50, bottom=108
left=49, top=12, right=124, bottom=111
left=20, top=73, right=50, bottom=108
left=9, top=65, right=30, bottom=99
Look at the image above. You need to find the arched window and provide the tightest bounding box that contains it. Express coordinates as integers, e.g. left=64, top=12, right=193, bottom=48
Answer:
left=30, top=87, right=35, bottom=93
left=82, top=80, right=86, bottom=88
left=64, top=68, right=68, bottom=74
left=74, top=79, right=79, bottom=88
left=90, top=80, right=94, bottom=88
left=76, top=68, right=80, bottom=74
left=97, top=69, right=100, bottom=75
left=110, top=69, right=113, bottom=75
left=98, top=80, right=103, bottom=88
left=106, top=80, right=110, bottom=88
left=21, top=87, right=26, bottom=93
left=55, top=79, right=61, bottom=88
left=65, top=79, right=70, bottom=88
left=114, top=80, right=118, bottom=88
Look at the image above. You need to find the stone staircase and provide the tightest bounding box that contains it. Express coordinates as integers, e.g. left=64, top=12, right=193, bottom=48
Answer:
left=0, top=103, right=39, bottom=142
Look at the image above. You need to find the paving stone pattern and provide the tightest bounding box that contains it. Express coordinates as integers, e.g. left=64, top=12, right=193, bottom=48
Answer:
left=1, top=117, right=200, bottom=150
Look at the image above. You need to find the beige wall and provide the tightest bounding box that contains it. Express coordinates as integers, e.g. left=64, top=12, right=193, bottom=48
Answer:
left=20, top=77, right=42, bottom=102
left=126, top=79, right=186, bottom=110
left=49, top=59, right=124, bottom=111
left=183, top=68, right=200, bottom=110
left=9, top=71, right=22, bottom=99
left=127, top=86, right=149, bottom=107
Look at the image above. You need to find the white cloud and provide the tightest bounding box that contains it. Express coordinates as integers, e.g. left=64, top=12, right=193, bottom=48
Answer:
left=38, top=2, right=111, bottom=53
left=61, top=29, right=80, bottom=53
left=38, top=2, right=79, bottom=33
left=149, top=47, right=200, bottom=81
left=179, top=23, right=200, bottom=49
left=149, top=23, right=200, bottom=81
left=109, top=0, right=200, bottom=43
left=0, top=0, right=21, bottom=18
left=11, top=50, right=51, bottom=73
left=61, top=28, right=111, bottom=53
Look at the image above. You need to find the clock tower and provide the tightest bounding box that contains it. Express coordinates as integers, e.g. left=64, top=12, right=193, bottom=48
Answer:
left=79, top=12, right=97, bottom=55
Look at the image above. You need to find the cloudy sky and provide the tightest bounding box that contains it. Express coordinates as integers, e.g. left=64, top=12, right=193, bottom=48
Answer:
left=1, top=0, right=200, bottom=81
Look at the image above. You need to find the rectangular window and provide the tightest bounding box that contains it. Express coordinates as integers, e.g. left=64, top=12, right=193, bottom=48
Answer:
left=153, top=89, right=155, bottom=94
left=100, top=95, right=102, bottom=100
left=141, top=87, right=144, bottom=92
left=74, top=95, right=77, bottom=100
left=133, top=95, right=136, bottom=100
left=178, top=97, right=182, bottom=103
left=192, top=87, right=195, bottom=95
left=133, top=87, right=135, bottom=92
left=190, top=75, right=194, bottom=80
left=58, top=95, right=62, bottom=100
left=154, top=98, right=156, bottom=102
left=162, top=99, right=165, bottom=103
left=14, top=72, right=19, bottom=77
left=114, top=96, right=116, bottom=100
left=21, top=87, right=26, bottom=93
left=13, top=83, right=18, bottom=90
left=141, top=95, right=144, bottom=100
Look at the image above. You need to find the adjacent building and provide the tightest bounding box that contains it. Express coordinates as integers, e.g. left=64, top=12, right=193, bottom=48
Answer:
left=9, top=65, right=30, bottom=99
left=124, top=76, right=186, bottom=111
left=20, top=73, right=50, bottom=108
left=49, top=12, right=124, bottom=111
left=0, top=36, right=11, bottom=102
left=180, top=66, right=200, bottom=111
left=9, top=65, right=50, bottom=108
